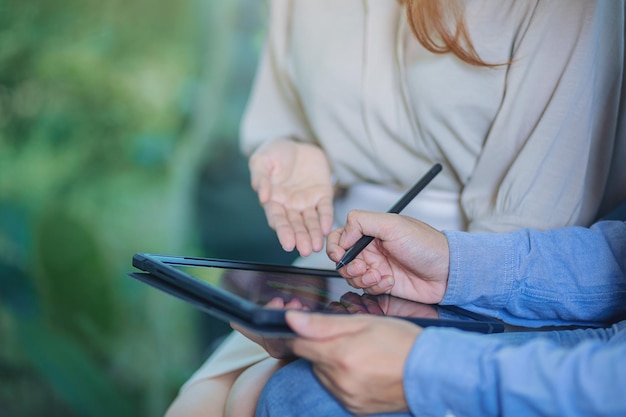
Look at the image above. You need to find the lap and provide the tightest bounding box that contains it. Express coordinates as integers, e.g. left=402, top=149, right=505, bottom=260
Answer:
left=256, top=325, right=626, bottom=417
left=255, top=359, right=413, bottom=417
left=180, top=331, right=270, bottom=392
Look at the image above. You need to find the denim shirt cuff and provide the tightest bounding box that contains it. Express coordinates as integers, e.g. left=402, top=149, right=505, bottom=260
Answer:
left=441, top=230, right=517, bottom=309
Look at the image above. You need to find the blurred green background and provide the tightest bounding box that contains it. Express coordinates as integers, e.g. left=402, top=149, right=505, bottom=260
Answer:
left=0, top=0, right=296, bottom=415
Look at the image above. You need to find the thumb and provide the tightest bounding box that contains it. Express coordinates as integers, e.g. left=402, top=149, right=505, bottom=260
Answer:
left=250, top=170, right=271, bottom=203
left=286, top=311, right=364, bottom=340
left=249, top=156, right=273, bottom=203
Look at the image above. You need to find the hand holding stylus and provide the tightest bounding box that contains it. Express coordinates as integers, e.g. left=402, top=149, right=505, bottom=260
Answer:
left=326, top=210, right=450, bottom=304
left=335, top=163, right=442, bottom=270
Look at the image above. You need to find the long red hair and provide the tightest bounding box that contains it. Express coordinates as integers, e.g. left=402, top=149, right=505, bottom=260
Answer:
left=403, top=0, right=499, bottom=67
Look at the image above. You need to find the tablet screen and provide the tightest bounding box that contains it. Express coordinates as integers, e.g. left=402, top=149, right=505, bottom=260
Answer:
left=174, top=263, right=334, bottom=310
left=131, top=253, right=505, bottom=334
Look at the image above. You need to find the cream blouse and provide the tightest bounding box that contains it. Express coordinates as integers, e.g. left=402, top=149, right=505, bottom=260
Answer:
left=240, top=0, right=625, bottom=232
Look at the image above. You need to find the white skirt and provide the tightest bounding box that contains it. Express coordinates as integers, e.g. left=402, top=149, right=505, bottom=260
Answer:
left=180, top=184, right=464, bottom=391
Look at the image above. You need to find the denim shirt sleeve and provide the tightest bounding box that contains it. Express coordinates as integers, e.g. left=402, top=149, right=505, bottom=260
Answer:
left=404, top=324, right=626, bottom=417
left=441, top=220, right=626, bottom=327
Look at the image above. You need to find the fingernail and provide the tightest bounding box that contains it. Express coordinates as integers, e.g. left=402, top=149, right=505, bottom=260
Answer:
left=346, top=263, right=357, bottom=277
left=286, top=310, right=309, bottom=328
left=383, top=276, right=395, bottom=288
left=361, top=272, right=373, bottom=285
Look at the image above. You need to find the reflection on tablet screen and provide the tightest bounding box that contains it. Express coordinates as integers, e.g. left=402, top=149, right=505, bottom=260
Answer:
left=171, top=264, right=475, bottom=322
left=330, top=292, right=440, bottom=319
left=132, top=253, right=505, bottom=333
left=175, top=265, right=332, bottom=310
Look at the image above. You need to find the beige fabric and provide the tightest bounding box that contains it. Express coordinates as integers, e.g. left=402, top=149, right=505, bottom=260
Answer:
left=180, top=331, right=268, bottom=391
left=241, top=0, right=625, bottom=232
left=183, top=0, right=626, bottom=390
left=182, top=186, right=462, bottom=389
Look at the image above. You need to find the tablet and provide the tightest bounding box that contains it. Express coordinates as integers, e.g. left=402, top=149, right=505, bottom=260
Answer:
left=131, top=253, right=505, bottom=336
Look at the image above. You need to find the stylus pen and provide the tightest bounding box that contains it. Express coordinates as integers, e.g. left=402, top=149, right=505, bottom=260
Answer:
left=335, top=163, right=442, bottom=270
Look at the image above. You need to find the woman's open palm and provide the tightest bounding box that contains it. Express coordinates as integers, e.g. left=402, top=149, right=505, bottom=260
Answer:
left=249, top=139, right=334, bottom=256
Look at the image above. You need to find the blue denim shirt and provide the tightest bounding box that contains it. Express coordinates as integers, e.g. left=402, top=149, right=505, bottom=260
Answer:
left=405, top=221, right=626, bottom=416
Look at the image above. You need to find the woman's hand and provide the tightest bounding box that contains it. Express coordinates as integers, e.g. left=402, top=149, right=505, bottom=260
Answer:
left=327, top=210, right=450, bottom=304
left=249, top=139, right=334, bottom=257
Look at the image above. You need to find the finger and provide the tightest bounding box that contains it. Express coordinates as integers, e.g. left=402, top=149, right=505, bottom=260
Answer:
left=284, top=298, right=303, bottom=309
left=286, top=311, right=365, bottom=340
left=230, top=322, right=261, bottom=345
left=338, top=291, right=364, bottom=304
left=341, top=210, right=398, bottom=245
left=339, top=260, right=371, bottom=290
left=337, top=292, right=368, bottom=314
left=337, top=226, right=360, bottom=249
left=230, top=322, right=244, bottom=333
left=302, top=207, right=324, bottom=252
left=359, top=294, right=385, bottom=315
left=263, top=201, right=285, bottom=230
left=359, top=267, right=383, bottom=287
left=326, top=301, right=349, bottom=313
left=264, top=202, right=296, bottom=251
left=343, top=258, right=369, bottom=279
left=286, top=209, right=313, bottom=256
left=317, top=196, right=334, bottom=236
left=325, top=228, right=345, bottom=262
left=253, top=174, right=272, bottom=204
left=342, top=300, right=368, bottom=314
left=362, top=275, right=395, bottom=295
left=288, top=313, right=372, bottom=364
left=249, top=158, right=272, bottom=204
left=266, top=297, right=286, bottom=308
left=337, top=259, right=371, bottom=287
left=336, top=226, right=375, bottom=261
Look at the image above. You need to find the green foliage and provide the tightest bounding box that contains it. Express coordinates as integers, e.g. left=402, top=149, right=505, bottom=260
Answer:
left=19, top=319, right=135, bottom=417
left=0, top=0, right=196, bottom=208
left=33, top=205, right=119, bottom=354
left=0, top=0, right=267, bottom=416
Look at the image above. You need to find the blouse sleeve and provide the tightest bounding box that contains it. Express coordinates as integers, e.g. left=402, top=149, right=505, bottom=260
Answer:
left=462, top=1, right=625, bottom=232
left=239, top=0, right=315, bottom=156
